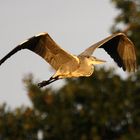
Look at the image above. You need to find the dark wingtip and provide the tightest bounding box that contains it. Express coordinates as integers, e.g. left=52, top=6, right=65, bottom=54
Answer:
left=0, top=58, right=5, bottom=66
left=0, top=45, right=23, bottom=66
left=0, top=34, right=44, bottom=66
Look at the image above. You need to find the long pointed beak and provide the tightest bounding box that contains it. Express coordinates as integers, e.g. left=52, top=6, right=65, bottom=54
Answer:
left=94, top=58, right=106, bottom=65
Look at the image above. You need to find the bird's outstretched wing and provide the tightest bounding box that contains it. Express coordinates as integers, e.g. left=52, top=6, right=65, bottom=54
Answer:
left=79, top=32, right=137, bottom=72
left=0, top=33, right=78, bottom=70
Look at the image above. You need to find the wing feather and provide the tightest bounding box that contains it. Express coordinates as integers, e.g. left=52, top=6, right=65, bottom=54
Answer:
left=79, top=33, right=137, bottom=72
left=0, top=33, right=78, bottom=70
left=27, top=33, right=78, bottom=70
left=34, top=34, right=77, bottom=70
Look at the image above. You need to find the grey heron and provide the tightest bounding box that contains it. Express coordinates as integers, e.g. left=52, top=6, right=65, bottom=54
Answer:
left=0, top=32, right=137, bottom=88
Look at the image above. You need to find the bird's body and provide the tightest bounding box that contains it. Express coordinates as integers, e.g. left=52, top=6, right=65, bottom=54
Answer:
left=0, top=32, right=137, bottom=87
left=53, top=55, right=96, bottom=79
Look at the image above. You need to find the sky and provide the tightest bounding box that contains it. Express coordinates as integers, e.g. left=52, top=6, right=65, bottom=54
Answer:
left=0, top=0, right=125, bottom=108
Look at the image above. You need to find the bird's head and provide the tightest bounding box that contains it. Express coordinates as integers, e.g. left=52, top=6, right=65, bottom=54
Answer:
left=86, top=56, right=106, bottom=65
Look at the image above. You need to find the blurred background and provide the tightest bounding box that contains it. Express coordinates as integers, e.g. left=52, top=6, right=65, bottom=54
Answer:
left=0, top=0, right=140, bottom=139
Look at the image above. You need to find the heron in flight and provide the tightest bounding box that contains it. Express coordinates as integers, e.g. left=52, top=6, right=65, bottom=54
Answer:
left=0, top=32, right=137, bottom=88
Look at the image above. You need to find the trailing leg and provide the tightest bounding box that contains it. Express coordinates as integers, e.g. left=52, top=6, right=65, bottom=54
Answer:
left=37, top=76, right=59, bottom=88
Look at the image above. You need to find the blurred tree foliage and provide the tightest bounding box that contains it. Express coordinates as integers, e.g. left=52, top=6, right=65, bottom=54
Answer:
left=0, top=1, right=140, bottom=140
left=0, top=69, right=140, bottom=140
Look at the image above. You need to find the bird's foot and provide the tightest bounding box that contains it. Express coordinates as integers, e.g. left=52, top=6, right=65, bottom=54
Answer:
left=38, top=80, right=51, bottom=88
left=38, top=76, right=59, bottom=88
